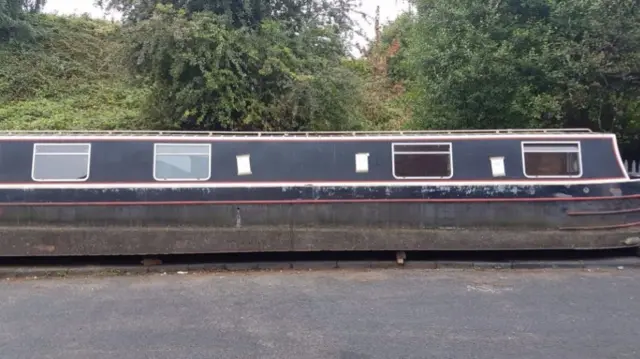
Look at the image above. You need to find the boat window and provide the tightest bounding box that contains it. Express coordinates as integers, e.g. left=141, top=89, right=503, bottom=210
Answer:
left=392, top=143, right=452, bottom=179
left=355, top=153, right=369, bottom=173
left=154, top=143, right=211, bottom=181
left=236, top=154, right=252, bottom=176
left=32, top=143, right=91, bottom=182
left=522, top=142, right=582, bottom=177
left=490, top=156, right=506, bottom=177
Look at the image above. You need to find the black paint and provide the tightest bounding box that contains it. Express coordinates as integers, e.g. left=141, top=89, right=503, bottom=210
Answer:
left=0, top=137, right=625, bottom=183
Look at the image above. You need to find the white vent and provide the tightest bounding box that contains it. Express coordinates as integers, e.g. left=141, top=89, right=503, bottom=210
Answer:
left=490, top=156, right=505, bottom=177
left=355, top=153, right=369, bottom=173
left=236, top=154, right=252, bottom=176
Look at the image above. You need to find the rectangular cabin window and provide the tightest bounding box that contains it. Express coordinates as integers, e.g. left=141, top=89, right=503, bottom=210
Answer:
left=154, top=143, right=211, bottom=181
left=522, top=142, right=582, bottom=178
left=32, top=143, right=91, bottom=182
left=392, top=143, right=453, bottom=179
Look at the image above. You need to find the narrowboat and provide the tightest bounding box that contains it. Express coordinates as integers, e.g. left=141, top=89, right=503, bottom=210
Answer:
left=0, top=128, right=637, bottom=256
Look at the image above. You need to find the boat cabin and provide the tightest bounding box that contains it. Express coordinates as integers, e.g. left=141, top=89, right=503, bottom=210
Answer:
left=0, top=128, right=627, bottom=186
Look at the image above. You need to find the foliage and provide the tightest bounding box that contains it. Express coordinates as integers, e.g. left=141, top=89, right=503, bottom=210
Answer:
left=111, top=1, right=368, bottom=131
left=343, top=7, right=414, bottom=131
left=0, top=14, right=147, bottom=129
left=1, top=1, right=409, bottom=133
left=0, top=0, right=46, bottom=18
left=0, top=0, right=47, bottom=42
left=407, top=0, right=640, bottom=136
left=99, top=0, right=359, bottom=34
left=341, top=57, right=411, bottom=130
left=376, top=11, right=415, bottom=85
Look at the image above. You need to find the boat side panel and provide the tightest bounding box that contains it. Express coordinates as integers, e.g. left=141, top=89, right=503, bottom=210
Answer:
left=0, top=142, right=31, bottom=182
left=0, top=226, right=634, bottom=256
left=0, top=182, right=636, bottom=227
left=0, top=199, right=638, bottom=256
left=0, top=137, right=626, bottom=183
left=0, top=201, right=610, bottom=227
left=92, top=142, right=153, bottom=182
left=93, top=137, right=630, bottom=182
left=0, top=180, right=634, bottom=203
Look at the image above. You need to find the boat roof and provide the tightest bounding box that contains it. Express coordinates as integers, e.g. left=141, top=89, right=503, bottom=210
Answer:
left=0, top=128, right=604, bottom=138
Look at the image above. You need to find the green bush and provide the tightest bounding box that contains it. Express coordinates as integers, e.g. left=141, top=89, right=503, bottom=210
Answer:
left=0, top=13, right=147, bottom=129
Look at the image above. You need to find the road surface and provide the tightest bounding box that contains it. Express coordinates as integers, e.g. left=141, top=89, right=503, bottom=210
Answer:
left=0, top=268, right=638, bottom=359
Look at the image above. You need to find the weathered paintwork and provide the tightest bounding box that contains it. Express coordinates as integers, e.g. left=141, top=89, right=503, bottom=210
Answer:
left=0, top=134, right=625, bottom=182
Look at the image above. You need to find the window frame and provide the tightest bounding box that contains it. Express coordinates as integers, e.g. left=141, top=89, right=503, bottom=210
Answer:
left=391, top=142, right=454, bottom=180
left=521, top=141, right=583, bottom=179
left=31, top=143, right=92, bottom=182
left=153, top=143, right=212, bottom=182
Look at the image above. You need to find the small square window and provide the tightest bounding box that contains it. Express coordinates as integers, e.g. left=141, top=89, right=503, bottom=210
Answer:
left=355, top=153, right=369, bottom=173
left=236, top=154, right=252, bottom=176
left=490, top=156, right=505, bottom=177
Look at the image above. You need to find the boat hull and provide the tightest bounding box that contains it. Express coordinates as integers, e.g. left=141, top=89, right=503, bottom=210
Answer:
left=0, top=193, right=640, bottom=255
left=0, top=226, right=637, bottom=256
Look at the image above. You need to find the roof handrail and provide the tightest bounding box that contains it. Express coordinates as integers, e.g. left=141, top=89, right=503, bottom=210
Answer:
left=0, top=128, right=595, bottom=137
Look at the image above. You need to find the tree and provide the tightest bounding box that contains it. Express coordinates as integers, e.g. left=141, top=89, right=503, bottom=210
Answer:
left=408, top=0, right=640, bottom=133
left=376, top=11, right=415, bottom=85
left=0, top=0, right=46, bottom=42
left=98, top=0, right=366, bottom=131
left=343, top=6, right=414, bottom=130
left=99, top=0, right=358, bottom=33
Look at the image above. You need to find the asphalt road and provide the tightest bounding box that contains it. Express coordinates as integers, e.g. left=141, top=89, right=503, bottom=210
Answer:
left=0, top=268, right=638, bottom=359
